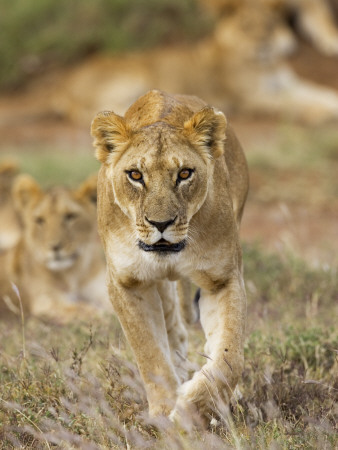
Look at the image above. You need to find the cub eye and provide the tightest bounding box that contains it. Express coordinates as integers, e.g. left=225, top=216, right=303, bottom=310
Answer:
left=64, top=212, right=77, bottom=221
left=35, top=216, right=45, bottom=225
left=127, top=170, right=143, bottom=182
left=178, top=168, right=194, bottom=182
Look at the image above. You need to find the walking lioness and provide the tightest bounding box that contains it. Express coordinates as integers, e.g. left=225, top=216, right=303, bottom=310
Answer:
left=91, top=90, right=249, bottom=422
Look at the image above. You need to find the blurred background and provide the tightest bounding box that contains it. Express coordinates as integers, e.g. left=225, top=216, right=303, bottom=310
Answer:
left=0, top=3, right=337, bottom=445
left=1, top=0, right=338, bottom=265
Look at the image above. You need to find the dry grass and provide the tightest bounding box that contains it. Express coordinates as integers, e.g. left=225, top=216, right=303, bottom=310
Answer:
left=0, top=245, right=337, bottom=449
left=1, top=122, right=337, bottom=447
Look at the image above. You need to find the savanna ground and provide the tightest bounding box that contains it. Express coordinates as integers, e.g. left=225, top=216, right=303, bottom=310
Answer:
left=0, top=237, right=337, bottom=448
left=1, top=1, right=338, bottom=447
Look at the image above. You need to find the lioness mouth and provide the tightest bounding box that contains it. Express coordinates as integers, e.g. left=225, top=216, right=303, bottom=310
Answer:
left=46, top=253, right=79, bottom=271
left=138, top=238, right=186, bottom=253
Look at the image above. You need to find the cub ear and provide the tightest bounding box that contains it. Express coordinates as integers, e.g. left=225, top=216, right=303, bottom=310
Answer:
left=74, top=173, right=98, bottom=205
left=183, top=107, right=227, bottom=160
left=91, top=111, right=130, bottom=164
left=0, top=158, right=19, bottom=176
left=12, top=174, right=43, bottom=211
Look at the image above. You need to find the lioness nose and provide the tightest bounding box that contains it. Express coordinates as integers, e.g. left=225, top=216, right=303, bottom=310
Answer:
left=51, top=243, right=62, bottom=252
left=146, top=217, right=176, bottom=233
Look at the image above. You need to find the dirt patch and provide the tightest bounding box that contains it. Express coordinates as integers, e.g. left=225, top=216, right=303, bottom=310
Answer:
left=241, top=202, right=338, bottom=265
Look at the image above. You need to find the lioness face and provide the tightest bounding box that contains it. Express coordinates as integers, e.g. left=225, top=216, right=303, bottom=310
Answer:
left=92, top=104, right=227, bottom=256
left=13, top=175, right=98, bottom=271
left=112, top=125, right=210, bottom=253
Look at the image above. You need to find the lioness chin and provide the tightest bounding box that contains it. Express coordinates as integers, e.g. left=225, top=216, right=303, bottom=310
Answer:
left=91, top=90, right=249, bottom=423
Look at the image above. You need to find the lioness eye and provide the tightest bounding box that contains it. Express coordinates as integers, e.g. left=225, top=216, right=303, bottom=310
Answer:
left=35, top=216, right=45, bottom=225
left=178, top=169, right=193, bottom=181
left=64, top=212, right=77, bottom=221
left=128, top=171, right=143, bottom=182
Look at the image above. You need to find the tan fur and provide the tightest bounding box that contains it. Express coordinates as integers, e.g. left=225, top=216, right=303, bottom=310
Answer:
left=1, top=174, right=110, bottom=322
left=91, top=90, right=249, bottom=422
left=0, top=160, right=21, bottom=252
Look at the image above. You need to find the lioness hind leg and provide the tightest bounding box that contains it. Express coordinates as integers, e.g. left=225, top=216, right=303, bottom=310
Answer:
left=171, top=275, right=246, bottom=423
left=176, top=277, right=199, bottom=325
left=157, top=280, right=189, bottom=383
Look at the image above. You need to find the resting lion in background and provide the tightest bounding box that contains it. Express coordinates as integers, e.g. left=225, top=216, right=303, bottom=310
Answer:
left=45, top=0, right=338, bottom=126
left=0, top=174, right=110, bottom=321
left=204, top=0, right=338, bottom=122
left=91, top=90, right=249, bottom=422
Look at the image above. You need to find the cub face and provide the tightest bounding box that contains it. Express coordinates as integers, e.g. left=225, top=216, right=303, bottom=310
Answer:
left=13, top=174, right=98, bottom=271
left=92, top=106, right=227, bottom=255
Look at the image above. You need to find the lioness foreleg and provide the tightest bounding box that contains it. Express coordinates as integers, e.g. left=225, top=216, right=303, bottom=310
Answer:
left=172, top=274, right=246, bottom=422
left=108, top=281, right=180, bottom=415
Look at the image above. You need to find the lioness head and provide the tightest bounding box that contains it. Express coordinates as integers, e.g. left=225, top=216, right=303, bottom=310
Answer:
left=91, top=91, right=227, bottom=254
left=12, top=174, right=98, bottom=271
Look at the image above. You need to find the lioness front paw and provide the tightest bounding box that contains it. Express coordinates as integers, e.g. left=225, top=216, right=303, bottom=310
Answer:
left=170, top=370, right=233, bottom=427
left=169, top=376, right=212, bottom=427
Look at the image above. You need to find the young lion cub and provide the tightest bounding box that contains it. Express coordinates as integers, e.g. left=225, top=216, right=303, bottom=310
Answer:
left=1, top=174, right=110, bottom=321
left=91, top=90, right=249, bottom=423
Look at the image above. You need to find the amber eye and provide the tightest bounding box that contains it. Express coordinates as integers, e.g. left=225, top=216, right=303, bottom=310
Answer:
left=178, top=169, right=193, bottom=182
left=128, top=170, right=143, bottom=182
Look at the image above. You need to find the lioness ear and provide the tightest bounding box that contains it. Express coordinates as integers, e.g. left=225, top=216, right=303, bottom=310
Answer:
left=74, top=173, right=98, bottom=205
left=12, top=174, right=43, bottom=211
left=91, top=111, right=130, bottom=164
left=183, top=107, right=227, bottom=160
